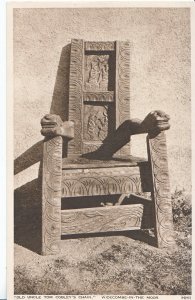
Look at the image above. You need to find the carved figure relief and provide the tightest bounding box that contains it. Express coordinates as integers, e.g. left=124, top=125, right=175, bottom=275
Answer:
left=84, top=105, right=108, bottom=141
left=85, top=55, right=109, bottom=91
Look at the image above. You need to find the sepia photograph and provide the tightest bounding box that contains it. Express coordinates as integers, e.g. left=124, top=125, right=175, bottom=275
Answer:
left=11, top=2, right=191, bottom=297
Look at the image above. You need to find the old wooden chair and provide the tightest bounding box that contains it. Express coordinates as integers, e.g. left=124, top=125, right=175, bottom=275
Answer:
left=41, top=39, right=175, bottom=255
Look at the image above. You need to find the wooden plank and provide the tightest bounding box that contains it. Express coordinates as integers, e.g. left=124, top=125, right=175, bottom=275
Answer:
left=147, top=132, right=176, bottom=248
left=61, top=204, right=143, bottom=235
left=42, top=136, right=62, bottom=255
left=62, top=155, right=147, bottom=169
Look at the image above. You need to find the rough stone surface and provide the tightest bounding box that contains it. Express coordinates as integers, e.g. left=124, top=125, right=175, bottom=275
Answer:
left=14, top=8, right=191, bottom=192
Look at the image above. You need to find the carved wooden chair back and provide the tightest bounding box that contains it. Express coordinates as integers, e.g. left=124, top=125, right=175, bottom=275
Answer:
left=67, top=39, right=130, bottom=157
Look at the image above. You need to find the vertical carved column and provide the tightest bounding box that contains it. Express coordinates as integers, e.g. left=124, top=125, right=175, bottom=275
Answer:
left=42, top=136, right=62, bottom=255
left=115, top=41, right=131, bottom=156
left=68, top=39, right=84, bottom=156
left=147, top=132, right=176, bottom=248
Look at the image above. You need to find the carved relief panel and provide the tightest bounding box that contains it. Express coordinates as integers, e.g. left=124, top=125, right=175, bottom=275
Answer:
left=83, top=105, right=108, bottom=141
left=83, top=47, right=116, bottom=148
left=85, top=55, right=109, bottom=91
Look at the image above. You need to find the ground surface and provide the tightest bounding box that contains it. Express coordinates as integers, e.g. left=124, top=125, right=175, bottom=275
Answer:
left=14, top=190, right=191, bottom=295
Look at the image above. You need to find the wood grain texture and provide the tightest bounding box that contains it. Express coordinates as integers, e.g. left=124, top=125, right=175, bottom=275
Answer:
left=115, top=41, right=131, bottom=156
left=62, top=166, right=151, bottom=198
left=147, top=132, right=176, bottom=248
left=42, top=136, right=62, bottom=255
left=61, top=204, right=144, bottom=235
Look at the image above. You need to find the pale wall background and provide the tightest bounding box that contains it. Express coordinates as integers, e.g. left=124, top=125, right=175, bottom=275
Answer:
left=14, top=8, right=191, bottom=193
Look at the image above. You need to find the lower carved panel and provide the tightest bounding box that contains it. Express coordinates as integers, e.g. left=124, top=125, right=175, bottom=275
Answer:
left=61, top=204, right=143, bottom=235
left=61, top=167, right=148, bottom=197
left=83, top=104, right=108, bottom=141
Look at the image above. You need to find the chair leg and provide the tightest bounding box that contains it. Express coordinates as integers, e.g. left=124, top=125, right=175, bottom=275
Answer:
left=147, top=132, right=176, bottom=249
left=42, top=136, right=62, bottom=255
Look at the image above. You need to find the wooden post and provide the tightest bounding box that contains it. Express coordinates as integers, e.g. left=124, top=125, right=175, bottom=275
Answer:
left=147, top=131, right=176, bottom=249
left=42, top=136, right=62, bottom=255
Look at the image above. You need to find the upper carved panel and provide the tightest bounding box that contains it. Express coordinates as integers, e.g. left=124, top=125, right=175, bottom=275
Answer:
left=85, top=55, right=109, bottom=91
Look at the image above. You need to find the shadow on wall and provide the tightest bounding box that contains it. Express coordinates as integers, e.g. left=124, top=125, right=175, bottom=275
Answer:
left=50, top=44, right=70, bottom=121
left=14, top=44, right=71, bottom=255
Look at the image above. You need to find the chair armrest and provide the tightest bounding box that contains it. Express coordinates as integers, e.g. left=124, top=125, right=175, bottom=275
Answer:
left=40, top=114, right=74, bottom=139
left=82, top=110, right=170, bottom=159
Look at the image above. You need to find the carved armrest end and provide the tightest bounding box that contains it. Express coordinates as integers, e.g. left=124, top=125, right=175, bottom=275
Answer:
left=41, top=114, right=74, bottom=139
left=141, top=110, right=170, bottom=135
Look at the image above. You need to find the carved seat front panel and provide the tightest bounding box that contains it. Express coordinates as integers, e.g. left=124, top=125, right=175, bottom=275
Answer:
left=61, top=165, right=152, bottom=198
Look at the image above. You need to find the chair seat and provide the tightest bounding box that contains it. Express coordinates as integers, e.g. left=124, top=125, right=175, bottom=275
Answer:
left=62, top=155, right=147, bottom=170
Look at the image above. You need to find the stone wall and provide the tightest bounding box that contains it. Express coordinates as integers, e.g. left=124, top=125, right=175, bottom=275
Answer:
left=14, top=7, right=191, bottom=193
